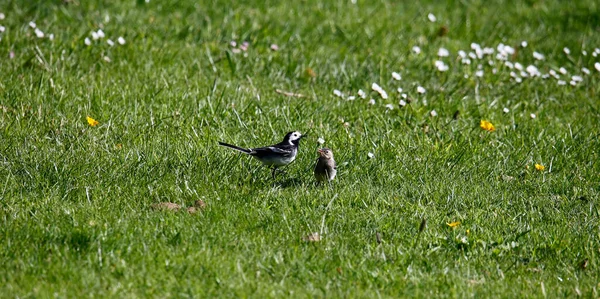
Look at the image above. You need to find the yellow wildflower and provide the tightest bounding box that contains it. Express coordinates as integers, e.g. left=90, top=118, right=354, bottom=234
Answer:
left=87, top=116, right=99, bottom=127
left=447, top=221, right=461, bottom=228
left=480, top=120, right=495, bottom=132
left=535, top=164, right=545, bottom=171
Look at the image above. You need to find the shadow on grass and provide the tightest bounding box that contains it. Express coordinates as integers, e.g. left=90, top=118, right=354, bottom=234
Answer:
left=273, top=177, right=304, bottom=188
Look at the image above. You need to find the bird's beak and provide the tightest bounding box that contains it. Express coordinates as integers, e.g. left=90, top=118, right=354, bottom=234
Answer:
left=300, top=134, right=306, bottom=139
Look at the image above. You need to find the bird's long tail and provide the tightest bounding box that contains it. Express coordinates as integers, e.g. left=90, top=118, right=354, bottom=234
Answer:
left=218, top=142, right=252, bottom=154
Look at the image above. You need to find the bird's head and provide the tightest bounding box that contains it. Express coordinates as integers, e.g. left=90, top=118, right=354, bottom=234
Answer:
left=317, top=148, right=334, bottom=160
left=284, top=131, right=304, bottom=145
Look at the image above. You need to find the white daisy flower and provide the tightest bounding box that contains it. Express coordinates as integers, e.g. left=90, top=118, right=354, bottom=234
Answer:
left=435, top=60, right=449, bottom=72
left=530, top=113, right=536, bottom=119
left=559, top=67, right=567, bottom=75
left=549, top=69, right=557, bottom=76
left=492, top=68, right=497, bottom=74
left=503, top=107, right=510, bottom=113
left=458, top=50, right=467, bottom=58
left=582, top=67, right=590, bottom=75
left=514, top=62, right=523, bottom=71
left=392, top=72, right=401, bottom=80
left=563, top=47, right=570, bottom=55
left=541, top=74, right=550, bottom=79
left=97, top=29, right=105, bottom=38
left=368, top=99, right=376, bottom=105
left=504, top=45, right=515, bottom=55
left=520, top=71, right=528, bottom=78
left=0, top=13, right=5, bottom=20
left=583, top=50, right=587, bottom=56
left=594, top=62, right=600, bottom=72
left=107, top=39, right=114, bottom=46
left=385, top=104, right=394, bottom=110
left=367, top=152, right=375, bottom=159
left=505, top=61, right=514, bottom=69
left=372, top=83, right=388, bottom=99
left=358, top=89, right=366, bottom=99
left=397, top=87, right=403, bottom=93
left=572, top=75, right=583, bottom=82
left=533, top=51, right=545, bottom=60
left=333, top=89, right=343, bottom=97
left=34, top=28, right=44, bottom=38
left=0, top=25, right=5, bottom=32
left=437, top=48, right=449, bottom=57
left=557, top=80, right=566, bottom=85
left=48, top=34, right=54, bottom=40
left=84, top=37, right=91, bottom=46
left=347, top=96, right=356, bottom=101
left=461, top=58, right=471, bottom=65
left=475, top=70, right=484, bottom=77
left=510, top=71, right=518, bottom=78
left=29, top=21, right=36, bottom=28
left=103, top=56, right=111, bottom=62
left=371, top=83, right=382, bottom=92
left=483, top=47, right=495, bottom=55
left=401, top=93, right=407, bottom=99
left=118, top=36, right=126, bottom=45
left=317, top=137, right=325, bottom=145
left=417, top=86, right=426, bottom=94
left=412, top=46, right=421, bottom=54
left=468, top=52, right=477, bottom=60
left=521, top=41, right=528, bottom=48
left=430, top=110, right=437, bottom=117
left=526, top=65, right=540, bottom=77
left=515, top=77, right=522, bottom=83
left=569, top=80, right=577, bottom=86
left=92, top=31, right=99, bottom=40
left=428, top=13, right=437, bottom=22
left=379, top=90, right=388, bottom=99
left=399, top=99, right=407, bottom=107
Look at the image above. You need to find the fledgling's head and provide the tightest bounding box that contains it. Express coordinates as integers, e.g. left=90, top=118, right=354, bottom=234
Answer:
left=317, top=148, right=334, bottom=160
left=284, top=131, right=304, bottom=145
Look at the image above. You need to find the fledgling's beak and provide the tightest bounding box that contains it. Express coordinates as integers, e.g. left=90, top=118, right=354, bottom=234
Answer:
left=317, top=148, right=324, bottom=156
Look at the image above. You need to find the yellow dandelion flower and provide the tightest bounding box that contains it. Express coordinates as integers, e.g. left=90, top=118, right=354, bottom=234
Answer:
left=86, top=116, right=99, bottom=127
left=480, top=120, right=495, bottom=132
left=447, top=221, right=461, bottom=228
left=535, top=164, right=545, bottom=171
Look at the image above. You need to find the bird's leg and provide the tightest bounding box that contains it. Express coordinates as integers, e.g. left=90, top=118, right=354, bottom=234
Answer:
left=271, top=167, right=278, bottom=179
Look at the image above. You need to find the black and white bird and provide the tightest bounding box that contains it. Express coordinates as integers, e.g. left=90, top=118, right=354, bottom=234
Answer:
left=218, top=131, right=305, bottom=178
left=314, top=148, right=337, bottom=183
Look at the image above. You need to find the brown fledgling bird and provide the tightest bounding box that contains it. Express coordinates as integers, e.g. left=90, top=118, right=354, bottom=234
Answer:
left=314, top=148, right=337, bottom=182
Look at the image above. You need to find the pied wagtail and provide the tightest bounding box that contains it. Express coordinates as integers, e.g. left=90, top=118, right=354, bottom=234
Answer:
left=218, top=131, right=305, bottom=179
left=314, top=148, right=337, bottom=182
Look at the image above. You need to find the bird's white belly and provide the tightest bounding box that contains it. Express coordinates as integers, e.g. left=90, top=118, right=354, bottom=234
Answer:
left=258, top=154, right=296, bottom=167
left=316, top=168, right=336, bottom=181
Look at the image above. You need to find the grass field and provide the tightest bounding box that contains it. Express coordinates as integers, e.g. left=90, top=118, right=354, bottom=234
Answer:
left=1, top=0, right=600, bottom=297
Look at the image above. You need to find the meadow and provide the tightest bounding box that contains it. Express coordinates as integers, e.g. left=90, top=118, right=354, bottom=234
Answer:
left=1, top=0, right=599, bottom=297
